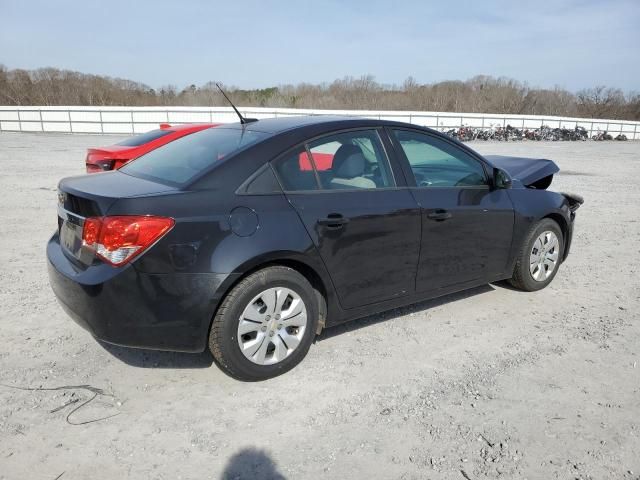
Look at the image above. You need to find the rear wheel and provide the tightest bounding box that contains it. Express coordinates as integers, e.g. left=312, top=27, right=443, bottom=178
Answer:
left=209, top=266, right=319, bottom=381
left=509, top=218, right=563, bottom=292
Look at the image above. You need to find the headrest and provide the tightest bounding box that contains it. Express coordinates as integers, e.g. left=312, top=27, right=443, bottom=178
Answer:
left=332, top=144, right=366, bottom=178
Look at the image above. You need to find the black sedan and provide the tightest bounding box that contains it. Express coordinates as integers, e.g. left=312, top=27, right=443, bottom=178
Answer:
left=48, top=116, right=583, bottom=380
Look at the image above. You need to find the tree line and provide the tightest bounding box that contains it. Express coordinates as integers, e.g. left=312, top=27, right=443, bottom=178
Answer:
left=1, top=65, right=638, bottom=121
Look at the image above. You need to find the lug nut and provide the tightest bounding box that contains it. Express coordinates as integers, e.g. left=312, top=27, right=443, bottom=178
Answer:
left=277, top=324, right=282, bottom=330
left=269, top=331, right=275, bottom=337
left=266, top=315, right=271, bottom=320
left=275, top=314, right=280, bottom=320
left=261, top=326, right=267, bottom=332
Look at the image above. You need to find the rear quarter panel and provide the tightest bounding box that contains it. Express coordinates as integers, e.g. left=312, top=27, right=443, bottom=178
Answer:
left=109, top=190, right=330, bottom=279
left=108, top=187, right=341, bottom=326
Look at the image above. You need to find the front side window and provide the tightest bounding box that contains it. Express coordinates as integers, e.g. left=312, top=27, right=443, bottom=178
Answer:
left=392, top=130, right=488, bottom=187
left=307, top=130, right=394, bottom=190
left=120, top=127, right=268, bottom=185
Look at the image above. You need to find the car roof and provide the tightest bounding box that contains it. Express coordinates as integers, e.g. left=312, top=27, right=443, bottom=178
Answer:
left=189, top=115, right=475, bottom=190
left=219, top=115, right=427, bottom=135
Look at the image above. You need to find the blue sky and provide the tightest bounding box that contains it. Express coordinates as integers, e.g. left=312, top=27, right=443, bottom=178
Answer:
left=1, top=0, right=638, bottom=92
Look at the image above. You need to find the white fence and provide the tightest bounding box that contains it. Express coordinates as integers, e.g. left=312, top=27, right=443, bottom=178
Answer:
left=0, top=106, right=638, bottom=139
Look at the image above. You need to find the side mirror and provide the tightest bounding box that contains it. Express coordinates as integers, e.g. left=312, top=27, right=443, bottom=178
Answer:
left=494, top=168, right=512, bottom=189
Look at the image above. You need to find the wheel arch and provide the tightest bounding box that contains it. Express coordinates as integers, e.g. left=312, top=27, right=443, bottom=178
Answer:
left=209, top=252, right=334, bottom=339
left=541, top=212, right=569, bottom=260
left=266, top=258, right=329, bottom=335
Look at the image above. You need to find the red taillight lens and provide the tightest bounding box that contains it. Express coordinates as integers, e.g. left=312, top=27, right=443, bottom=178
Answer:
left=86, top=159, right=115, bottom=174
left=81, top=216, right=174, bottom=266
left=83, top=217, right=101, bottom=245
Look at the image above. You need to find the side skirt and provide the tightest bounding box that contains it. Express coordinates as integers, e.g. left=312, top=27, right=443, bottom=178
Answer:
left=325, top=274, right=512, bottom=328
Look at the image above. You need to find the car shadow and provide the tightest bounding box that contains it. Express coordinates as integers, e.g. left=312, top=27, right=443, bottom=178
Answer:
left=98, top=340, right=214, bottom=369
left=98, top=283, right=500, bottom=368
left=316, top=283, right=496, bottom=341
left=220, top=448, right=286, bottom=480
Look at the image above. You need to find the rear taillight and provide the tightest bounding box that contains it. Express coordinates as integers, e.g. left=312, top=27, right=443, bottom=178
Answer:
left=82, top=216, right=174, bottom=266
left=86, top=159, right=115, bottom=174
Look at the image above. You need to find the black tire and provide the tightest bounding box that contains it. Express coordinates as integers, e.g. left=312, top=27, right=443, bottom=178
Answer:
left=508, top=218, right=563, bottom=292
left=209, top=266, right=319, bottom=381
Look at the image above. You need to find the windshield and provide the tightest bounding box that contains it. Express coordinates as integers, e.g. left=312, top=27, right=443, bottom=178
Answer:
left=117, top=129, right=172, bottom=147
left=120, top=127, right=269, bottom=185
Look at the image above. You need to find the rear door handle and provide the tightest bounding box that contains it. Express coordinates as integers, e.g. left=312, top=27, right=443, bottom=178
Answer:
left=318, top=213, right=350, bottom=228
left=426, top=209, right=452, bottom=221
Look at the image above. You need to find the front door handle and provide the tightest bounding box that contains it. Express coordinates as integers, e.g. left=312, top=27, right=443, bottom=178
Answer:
left=426, top=209, right=452, bottom=221
left=318, top=213, right=350, bottom=228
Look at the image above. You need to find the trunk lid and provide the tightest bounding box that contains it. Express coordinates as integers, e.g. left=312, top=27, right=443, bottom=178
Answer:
left=484, top=155, right=559, bottom=188
left=57, top=171, right=177, bottom=264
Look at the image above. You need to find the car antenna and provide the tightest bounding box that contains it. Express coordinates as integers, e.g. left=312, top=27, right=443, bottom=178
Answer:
left=215, top=83, right=258, bottom=124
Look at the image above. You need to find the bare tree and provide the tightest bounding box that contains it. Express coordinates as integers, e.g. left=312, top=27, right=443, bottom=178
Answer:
left=0, top=66, right=637, bottom=120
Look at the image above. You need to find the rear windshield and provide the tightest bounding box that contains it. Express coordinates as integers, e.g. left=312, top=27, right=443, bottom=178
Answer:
left=120, top=128, right=269, bottom=185
left=117, top=129, right=172, bottom=147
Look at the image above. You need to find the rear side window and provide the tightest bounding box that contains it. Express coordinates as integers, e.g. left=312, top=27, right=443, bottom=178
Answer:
left=307, top=130, right=394, bottom=190
left=307, top=141, right=338, bottom=171
left=116, top=129, right=172, bottom=147
left=273, top=147, right=320, bottom=191
left=121, top=128, right=268, bottom=185
left=240, top=165, right=282, bottom=194
left=274, top=129, right=395, bottom=191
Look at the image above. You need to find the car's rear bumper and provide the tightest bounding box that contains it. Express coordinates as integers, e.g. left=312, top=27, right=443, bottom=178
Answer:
left=47, top=232, right=237, bottom=352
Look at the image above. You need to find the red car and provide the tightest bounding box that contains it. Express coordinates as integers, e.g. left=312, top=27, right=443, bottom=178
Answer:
left=85, top=123, right=220, bottom=173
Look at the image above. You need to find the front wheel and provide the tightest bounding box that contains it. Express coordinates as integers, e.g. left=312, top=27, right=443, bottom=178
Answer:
left=209, top=266, right=319, bottom=381
left=508, top=219, right=563, bottom=292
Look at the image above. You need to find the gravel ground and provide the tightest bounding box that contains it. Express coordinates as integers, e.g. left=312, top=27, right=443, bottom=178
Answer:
left=0, top=132, right=639, bottom=480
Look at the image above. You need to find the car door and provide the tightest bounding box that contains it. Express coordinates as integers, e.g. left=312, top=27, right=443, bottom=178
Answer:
left=272, top=128, right=421, bottom=309
left=388, top=128, right=515, bottom=293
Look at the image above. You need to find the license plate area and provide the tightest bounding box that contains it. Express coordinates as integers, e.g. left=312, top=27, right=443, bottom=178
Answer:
left=61, top=221, right=82, bottom=254
left=58, top=207, right=86, bottom=260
